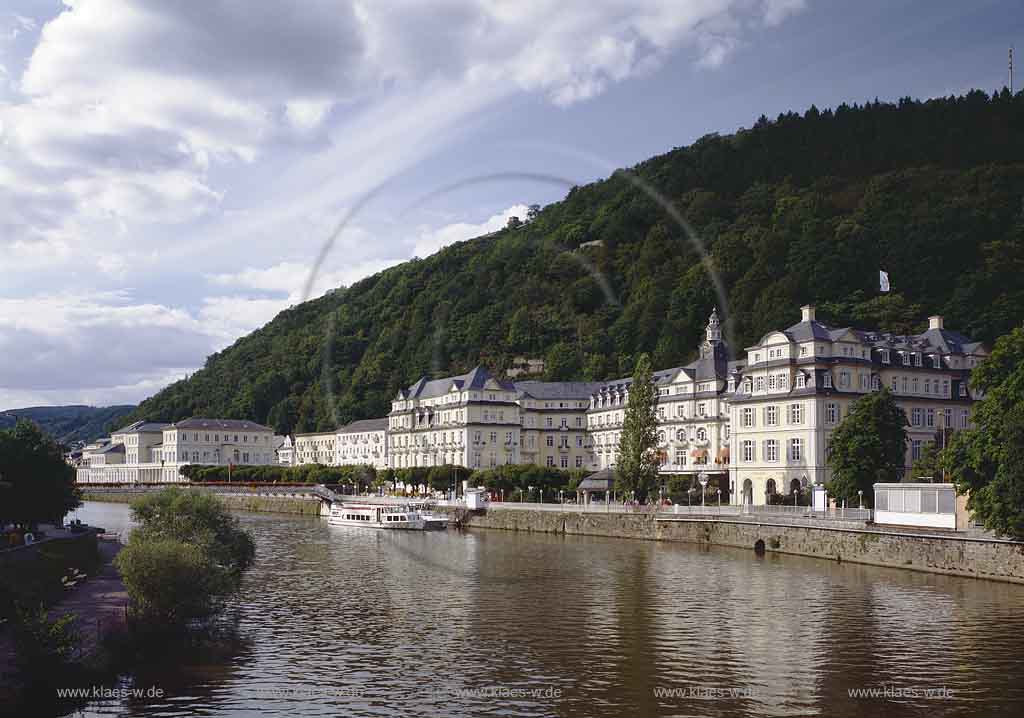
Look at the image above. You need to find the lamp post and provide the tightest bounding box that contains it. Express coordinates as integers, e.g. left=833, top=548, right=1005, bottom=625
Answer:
left=858, top=489, right=863, bottom=510
left=698, top=471, right=709, bottom=508
left=540, top=488, right=544, bottom=504
left=528, top=485, right=534, bottom=504
left=559, top=489, right=564, bottom=505
left=793, top=486, right=798, bottom=508
left=717, top=488, right=721, bottom=509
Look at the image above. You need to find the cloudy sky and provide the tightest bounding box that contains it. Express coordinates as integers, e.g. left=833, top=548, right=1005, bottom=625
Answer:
left=0, top=0, right=1020, bottom=410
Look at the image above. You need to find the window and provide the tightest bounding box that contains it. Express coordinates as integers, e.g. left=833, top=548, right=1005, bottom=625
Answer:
left=546, top=436, right=554, bottom=447
left=824, top=373, right=832, bottom=388
left=765, top=406, right=778, bottom=426
left=698, top=403, right=706, bottom=416
left=789, top=403, right=803, bottom=424
left=902, top=352, right=910, bottom=366
left=765, top=440, right=779, bottom=462
left=891, top=376, right=898, bottom=392
left=943, top=408, right=952, bottom=428
left=779, top=374, right=789, bottom=390
left=742, top=408, right=754, bottom=427
left=743, top=378, right=752, bottom=393
left=839, top=371, right=850, bottom=388
left=696, top=428, right=707, bottom=442
left=546, top=456, right=554, bottom=467
left=800, top=346, right=808, bottom=356
left=657, top=431, right=666, bottom=444
left=768, top=375, right=777, bottom=391
left=742, top=440, right=754, bottom=462
left=913, top=353, right=921, bottom=367
left=959, top=409, right=969, bottom=429
left=560, top=456, right=568, bottom=469
left=789, top=438, right=802, bottom=462
left=575, top=456, right=583, bottom=468
left=755, top=377, right=765, bottom=392
left=675, top=450, right=686, bottom=465
left=827, top=402, right=838, bottom=424
left=912, top=377, right=919, bottom=393
left=926, top=409, right=935, bottom=428
left=911, top=439, right=922, bottom=461
left=871, top=376, right=880, bottom=391
left=796, top=373, right=806, bottom=389
left=676, top=429, right=686, bottom=442
left=902, top=377, right=909, bottom=393
left=881, top=350, right=890, bottom=364
left=911, top=408, right=923, bottom=426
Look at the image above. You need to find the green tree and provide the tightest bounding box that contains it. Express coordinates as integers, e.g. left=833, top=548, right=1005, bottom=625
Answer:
left=941, top=326, right=1024, bottom=538
left=907, top=442, right=941, bottom=482
left=615, top=353, right=659, bottom=502
left=826, top=388, right=908, bottom=506
left=0, top=420, right=80, bottom=527
left=131, top=489, right=255, bottom=571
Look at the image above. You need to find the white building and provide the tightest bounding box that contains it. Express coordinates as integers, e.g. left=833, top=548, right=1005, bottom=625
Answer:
left=588, top=309, right=732, bottom=486
left=728, top=306, right=987, bottom=506
left=388, top=367, right=521, bottom=470
left=335, top=418, right=389, bottom=470
left=76, top=418, right=276, bottom=484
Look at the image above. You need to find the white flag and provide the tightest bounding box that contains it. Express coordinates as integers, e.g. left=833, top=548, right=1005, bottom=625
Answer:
left=879, top=270, right=890, bottom=293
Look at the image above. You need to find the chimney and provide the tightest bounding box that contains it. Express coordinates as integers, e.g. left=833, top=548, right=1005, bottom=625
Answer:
left=928, top=315, right=944, bottom=330
left=801, top=305, right=816, bottom=322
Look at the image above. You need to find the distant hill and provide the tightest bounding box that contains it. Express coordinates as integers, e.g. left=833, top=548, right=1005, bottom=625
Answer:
left=122, top=90, right=1024, bottom=435
left=0, top=405, right=136, bottom=445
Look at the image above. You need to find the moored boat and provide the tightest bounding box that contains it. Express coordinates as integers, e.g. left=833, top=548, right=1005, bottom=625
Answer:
left=327, top=502, right=427, bottom=530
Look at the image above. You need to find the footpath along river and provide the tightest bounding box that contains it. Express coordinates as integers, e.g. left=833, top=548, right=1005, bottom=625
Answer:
left=64, top=501, right=1024, bottom=717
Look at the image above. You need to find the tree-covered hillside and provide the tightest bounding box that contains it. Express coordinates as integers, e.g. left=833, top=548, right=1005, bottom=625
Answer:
left=123, top=90, right=1024, bottom=435
left=0, top=405, right=135, bottom=445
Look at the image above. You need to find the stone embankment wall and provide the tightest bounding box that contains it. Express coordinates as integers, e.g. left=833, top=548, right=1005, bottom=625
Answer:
left=450, top=508, right=1024, bottom=585
left=81, top=493, right=1024, bottom=584
left=81, top=492, right=323, bottom=516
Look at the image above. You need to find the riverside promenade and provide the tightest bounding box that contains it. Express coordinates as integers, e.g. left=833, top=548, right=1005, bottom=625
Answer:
left=0, top=532, right=127, bottom=697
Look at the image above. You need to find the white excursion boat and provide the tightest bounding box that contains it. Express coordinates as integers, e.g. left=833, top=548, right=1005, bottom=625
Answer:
left=327, top=502, right=428, bottom=530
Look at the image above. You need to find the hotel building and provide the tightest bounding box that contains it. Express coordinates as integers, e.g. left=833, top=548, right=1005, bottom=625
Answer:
left=727, top=306, right=987, bottom=505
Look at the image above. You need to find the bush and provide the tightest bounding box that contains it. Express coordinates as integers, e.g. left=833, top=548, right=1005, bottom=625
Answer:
left=10, top=603, right=81, bottom=674
left=115, top=489, right=255, bottom=627
left=115, top=538, right=230, bottom=625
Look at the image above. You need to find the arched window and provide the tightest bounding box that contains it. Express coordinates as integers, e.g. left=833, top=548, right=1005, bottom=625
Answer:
left=696, top=428, right=707, bottom=442
left=676, top=429, right=686, bottom=442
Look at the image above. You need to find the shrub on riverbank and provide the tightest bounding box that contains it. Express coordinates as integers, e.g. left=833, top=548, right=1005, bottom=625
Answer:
left=115, top=489, right=254, bottom=628
left=179, top=462, right=377, bottom=488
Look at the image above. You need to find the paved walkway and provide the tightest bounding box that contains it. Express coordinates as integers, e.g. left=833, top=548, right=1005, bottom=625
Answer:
left=0, top=534, right=127, bottom=689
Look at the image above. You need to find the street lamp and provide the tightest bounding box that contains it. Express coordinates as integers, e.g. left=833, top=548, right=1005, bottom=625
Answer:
left=698, top=471, right=709, bottom=507
left=717, top=488, right=721, bottom=509
left=559, top=489, right=564, bottom=504
left=528, top=485, right=534, bottom=504
left=858, top=489, right=863, bottom=510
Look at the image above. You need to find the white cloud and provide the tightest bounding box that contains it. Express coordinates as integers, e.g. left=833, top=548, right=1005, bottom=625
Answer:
left=0, top=0, right=807, bottom=408
left=413, top=204, right=530, bottom=258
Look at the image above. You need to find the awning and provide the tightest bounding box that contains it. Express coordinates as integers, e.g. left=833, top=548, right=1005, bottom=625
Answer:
left=716, top=447, right=730, bottom=464
left=690, top=447, right=708, bottom=459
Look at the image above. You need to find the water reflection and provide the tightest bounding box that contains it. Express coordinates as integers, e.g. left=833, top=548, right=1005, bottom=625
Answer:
left=65, top=502, right=1024, bottom=717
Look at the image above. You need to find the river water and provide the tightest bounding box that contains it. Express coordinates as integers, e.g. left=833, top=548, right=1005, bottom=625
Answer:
left=64, top=501, right=1024, bottom=717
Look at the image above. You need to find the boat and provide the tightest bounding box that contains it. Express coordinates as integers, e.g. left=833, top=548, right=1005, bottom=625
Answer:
left=408, top=502, right=449, bottom=530
left=326, top=502, right=428, bottom=530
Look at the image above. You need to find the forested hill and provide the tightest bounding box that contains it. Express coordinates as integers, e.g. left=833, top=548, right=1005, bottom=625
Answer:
left=0, top=405, right=135, bottom=445
left=123, top=90, right=1024, bottom=435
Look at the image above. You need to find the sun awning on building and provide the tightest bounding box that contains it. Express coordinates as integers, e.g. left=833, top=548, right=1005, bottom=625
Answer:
left=690, top=447, right=708, bottom=459
left=716, top=447, right=730, bottom=464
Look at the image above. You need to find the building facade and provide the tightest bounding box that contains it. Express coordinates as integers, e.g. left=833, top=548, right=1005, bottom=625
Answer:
left=727, top=306, right=987, bottom=506
left=588, top=309, right=732, bottom=487
left=77, top=418, right=277, bottom=483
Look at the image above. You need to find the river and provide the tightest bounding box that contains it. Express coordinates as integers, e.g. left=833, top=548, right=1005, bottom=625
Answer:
left=64, top=501, right=1024, bottom=717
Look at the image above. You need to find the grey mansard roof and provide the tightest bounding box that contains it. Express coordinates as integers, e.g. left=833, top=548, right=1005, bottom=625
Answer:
left=515, top=381, right=605, bottom=400
left=95, top=443, right=126, bottom=455
left=337, top=418, right=389, bottom=434
left=111, top=420, right=170, bottom=435
left=173, top=418, right=273, bottom=432
left=397, top=366, right=515, bottom=400
left=770, top=318, right=985, bottom=356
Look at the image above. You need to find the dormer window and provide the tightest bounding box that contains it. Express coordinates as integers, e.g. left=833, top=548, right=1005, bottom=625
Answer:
left=913, top=354, right=921, bottom=367
left=881, top=350, right=890, bottom=364
left=902, top=352, right=910, bottom=366
left=796, top=373, right=806, bottom=389
left=823, top=373, right=832, bottom=388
